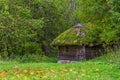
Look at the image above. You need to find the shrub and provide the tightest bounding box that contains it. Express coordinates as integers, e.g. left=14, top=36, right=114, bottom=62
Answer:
left=20, top=54, right=44, bottom=63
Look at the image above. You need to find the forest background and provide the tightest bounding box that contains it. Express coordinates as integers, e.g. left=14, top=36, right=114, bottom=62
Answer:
left=0, top=0, right=120, bottom=62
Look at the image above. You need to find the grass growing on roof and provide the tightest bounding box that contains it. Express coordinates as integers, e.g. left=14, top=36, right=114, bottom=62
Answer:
left=51, top=27, right=85, bottom=46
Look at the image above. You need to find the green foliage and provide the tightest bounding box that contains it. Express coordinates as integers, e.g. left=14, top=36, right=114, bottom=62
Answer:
left=23, top=42, right=44, bottom=55
left=20, top=54, right=45, bottom=63
left=30, top=0, right=72, bottom=55
left=100, top=28, right=118, bottom=44
left=0, top=0, right=120, bottom=61
left=72, top=0, right=120, bottom=45
left=0, top=0, right=44, bottom=59
left=52, top=0, right=120, bottom=47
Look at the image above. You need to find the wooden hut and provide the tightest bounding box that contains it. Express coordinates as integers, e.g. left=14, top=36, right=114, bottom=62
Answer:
left=51, top=23, right=103, bottom=63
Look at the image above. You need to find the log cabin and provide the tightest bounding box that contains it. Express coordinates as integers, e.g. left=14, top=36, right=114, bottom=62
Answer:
left=51, top=23, right=104, bottom=63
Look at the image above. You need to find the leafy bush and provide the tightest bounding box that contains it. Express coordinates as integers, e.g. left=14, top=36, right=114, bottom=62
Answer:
left=21, top=54, right=44, bottom=63
left=11, top=54, right=57, bottom=63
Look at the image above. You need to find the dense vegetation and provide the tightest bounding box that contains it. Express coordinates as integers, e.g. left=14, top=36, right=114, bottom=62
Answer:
left=0, top=0, right=120, bottom=61
left=0, top=0, right=120, bottom=79
left=0, top=0, right=120, bottom=80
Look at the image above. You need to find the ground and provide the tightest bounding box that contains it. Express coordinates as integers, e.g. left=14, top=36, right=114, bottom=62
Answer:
left=0, top=50, right=120, bottom=80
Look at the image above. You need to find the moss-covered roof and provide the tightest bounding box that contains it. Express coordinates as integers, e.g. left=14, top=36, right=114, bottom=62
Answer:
left=51, top=24, right=87, bottom=46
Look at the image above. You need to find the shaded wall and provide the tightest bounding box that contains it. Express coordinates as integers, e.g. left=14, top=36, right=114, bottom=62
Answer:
left=85, top=45, right=104, bottom=59
left=58, top=46, right=85, bottom=61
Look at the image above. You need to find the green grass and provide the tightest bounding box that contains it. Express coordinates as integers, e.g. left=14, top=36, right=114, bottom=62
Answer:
left=92, top=49, right=120, bottom=64
left=0, top=50, right=120, bottom=80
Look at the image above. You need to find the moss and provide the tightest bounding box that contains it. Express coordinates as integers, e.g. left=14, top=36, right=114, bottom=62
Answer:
left=51, top=27, right=86, bottom=46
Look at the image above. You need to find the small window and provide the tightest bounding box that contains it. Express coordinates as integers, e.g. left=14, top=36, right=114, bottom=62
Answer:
left=66, top=47, right=69, bottom=52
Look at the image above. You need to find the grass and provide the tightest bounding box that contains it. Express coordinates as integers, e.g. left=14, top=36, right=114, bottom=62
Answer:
left=0, top=49, right=120, bottom=80
left=92, top=49, right=120, bottom=64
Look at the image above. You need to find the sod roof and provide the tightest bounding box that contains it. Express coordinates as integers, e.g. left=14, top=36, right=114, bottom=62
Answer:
left=51, top=24, right=87, bottom=46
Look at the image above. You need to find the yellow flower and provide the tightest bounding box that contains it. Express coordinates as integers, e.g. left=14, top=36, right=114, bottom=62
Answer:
left=95, top=69, right=99, bottom=72
left=29, top=70, right=34, bottom=75
left=81, top=73, right=85, bottom=76
left=24, top=70, right=28, bottom=73
left=24, top=76, right=28, bottom=80
left=42, top=75, right=48, bottom=79
left=0, top=72, right=5, bottom=78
